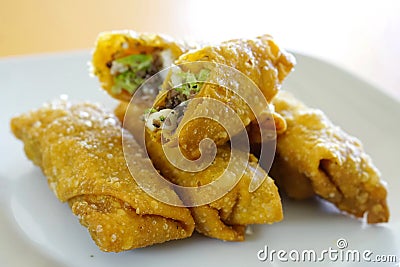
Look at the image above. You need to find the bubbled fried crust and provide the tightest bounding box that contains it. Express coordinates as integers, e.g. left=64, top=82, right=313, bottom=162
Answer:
left=92, top=30, right=188, bottom=102
left=162, top=84, right=287, bottom=161
left=145, top=129, right=283, bottom=241
left=271, top=92, right=389, bottom=223
left=176, top=34, right=295, bottom=102
left=10, top=100, right=195, bottom=252
left=69, top=195, right=191, bottom=251
left=115, top=101, right=283, bottom=241
left=164, top=35, right=293, bottom=160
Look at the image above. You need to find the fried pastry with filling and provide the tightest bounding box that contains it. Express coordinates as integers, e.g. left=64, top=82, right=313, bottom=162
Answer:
left=11, top=100, right=195, bottom=252
left=115, top=101, right=283, bottom=241
left=92, top=30, right=190, bottom=102
left=266, top=91, right=389, bottom=223
left=145, top=130, right=283, bottom=241
left=146, top=35, right=293, bottom=160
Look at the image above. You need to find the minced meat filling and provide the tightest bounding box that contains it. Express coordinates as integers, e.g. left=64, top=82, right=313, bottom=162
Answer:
left=165, top=88, right=197, bottom=109
left=144, top=68, right=210, bottom=132
left=164, top=68, right=210, bottom=109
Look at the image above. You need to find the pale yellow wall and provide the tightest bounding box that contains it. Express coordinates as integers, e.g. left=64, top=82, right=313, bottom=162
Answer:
left=0, top=0, right=399, bottom=96
left=0, top=0, right=193, bottom=56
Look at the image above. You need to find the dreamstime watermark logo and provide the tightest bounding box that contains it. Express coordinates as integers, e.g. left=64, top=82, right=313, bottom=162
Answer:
left=257, top=238, right=398, bottom=264
left=122, top=62, right=277, bottom=207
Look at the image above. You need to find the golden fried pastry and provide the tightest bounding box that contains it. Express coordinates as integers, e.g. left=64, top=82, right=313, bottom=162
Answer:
left=150, top=81, right=272, bottom=160
left=114, top=101, right=283, bottom=241
left=268, top=91, right=389, bottom=223
left=175, top=34, right=295, bottom=102
left=145, top=129, right=283, bottom=241
left=114, top=100, right=129, bottom=122
left=145, top=35, right=293, bottom=160
left=95, top=33, right=293, bottom=160
left=11, top=100, right=195, bottom=252
left=114, top=100, right=148, bottom=146
left=92, top=30, right=189, bottom=102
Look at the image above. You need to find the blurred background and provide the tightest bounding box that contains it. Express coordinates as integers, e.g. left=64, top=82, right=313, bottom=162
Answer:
left=1, top=0, right=399, bottom=98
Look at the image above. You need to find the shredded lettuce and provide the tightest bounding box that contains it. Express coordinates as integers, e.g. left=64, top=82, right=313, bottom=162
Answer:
left=173, top=68, right=210, bottom=96
left=111, top=54, right=153, bottom=94
left=197, top=69, right=210, bottom=82
left=115, top=54, right=153, bottom=70
left=144, top=107, right=157, bottom=114
left=113, top=71, right=144, bottom=94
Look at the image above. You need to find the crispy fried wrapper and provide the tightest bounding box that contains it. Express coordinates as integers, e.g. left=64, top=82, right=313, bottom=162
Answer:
left=92, top=30, right=189, bottom=102
left=175, top=34, right=295, bottom=102
left=148, top=35, right=293, bottom=160
left=115, top=101, right=282, bottom=241
left=10, top=100, right=195, bottom=252
left=269, top=91, right=389, bottom=223
left=96, top=34, right=293, bottom=160
left=155, top=83, right=286, bottom=160
left=145, top=129, right=283, bottom=241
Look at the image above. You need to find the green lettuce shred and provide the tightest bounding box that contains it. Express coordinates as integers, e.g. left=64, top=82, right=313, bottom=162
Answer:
left=111, top=54, right=153, bottom=95
left=173, top=68, right=210, bottom=96
left=144, top=107, right=157, bottom=114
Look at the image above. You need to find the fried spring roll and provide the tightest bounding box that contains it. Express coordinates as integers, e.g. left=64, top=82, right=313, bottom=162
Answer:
left=145, top=129, right=283, bottom=241
left=11, top=100, right=195, bottom=252
left=269, top=91, right=389, bottom=223
left=175, top=34, right=295, bottom=102
left=114, top=102, right=282, bottom=241
left=146, top=35, right=293, bottom=159
left=92, top=31, right=189, bottom=102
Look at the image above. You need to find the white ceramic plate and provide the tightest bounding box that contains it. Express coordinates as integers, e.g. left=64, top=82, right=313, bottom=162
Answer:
left=0, top=52, right=399, bottom=267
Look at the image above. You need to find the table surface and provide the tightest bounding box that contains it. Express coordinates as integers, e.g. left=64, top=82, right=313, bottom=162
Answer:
left=1, top=0, right=399, bottom=99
